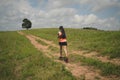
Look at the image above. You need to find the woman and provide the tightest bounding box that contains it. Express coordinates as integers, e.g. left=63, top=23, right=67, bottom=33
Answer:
left=58, top=26, right=68, bottom=63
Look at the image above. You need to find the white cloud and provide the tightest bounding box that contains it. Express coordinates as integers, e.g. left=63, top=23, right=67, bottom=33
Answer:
left=46, top=8, right=76, bottom=18
left=74, top=14, right=99, bottom=25
left=0, top=0, right=120, bottom=31
left=79, top=0, right=120, bottom=12
left=84, top=14, right=97, bottom=24
left=73, top=14, right=120, bottom=30
left=0, top=0, right=40, bottom=30
left=46, top=0, right=120, bottom=12
left=46, top=0, right=75, bottom=9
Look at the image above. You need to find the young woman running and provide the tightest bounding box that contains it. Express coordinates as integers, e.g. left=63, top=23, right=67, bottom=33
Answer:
left=58, top=26, right=68, bottom=63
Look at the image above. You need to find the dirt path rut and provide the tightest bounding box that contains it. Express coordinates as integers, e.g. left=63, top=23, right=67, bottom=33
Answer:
left=18, top=31, right=117, bottom=80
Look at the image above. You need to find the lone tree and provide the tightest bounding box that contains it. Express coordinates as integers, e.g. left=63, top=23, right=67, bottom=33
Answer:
left=83, top=27, right=97, bottom=30
left=22, top=18, right=32, bottom=30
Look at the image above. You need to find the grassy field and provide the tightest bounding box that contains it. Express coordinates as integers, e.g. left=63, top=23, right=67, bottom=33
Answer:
left=0, top=28, right=120, bottom=80
left=23, top=28, right=120, bottom=58
left=22, top=28, right=120, bottom=78
left=0, top=31, right=75, bottom=80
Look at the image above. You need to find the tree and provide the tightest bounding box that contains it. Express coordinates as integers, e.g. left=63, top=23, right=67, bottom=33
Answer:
left=22, top=18, right=32, bottom=30
left=83, top=27, right=97, bottom=30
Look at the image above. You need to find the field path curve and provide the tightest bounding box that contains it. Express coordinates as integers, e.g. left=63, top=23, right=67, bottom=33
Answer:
left=18, top=31, right=117, bottom=80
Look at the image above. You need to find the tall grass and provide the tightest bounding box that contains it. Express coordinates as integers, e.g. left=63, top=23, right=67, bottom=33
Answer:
left=0, top=31, right=76, bottom=80
left=23, top=28, right=120, bottom=58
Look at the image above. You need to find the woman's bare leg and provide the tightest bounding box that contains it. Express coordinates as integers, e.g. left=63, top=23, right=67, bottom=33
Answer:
left=63, top=46, right=68, bottom=63
left=60, top=45, right=62, bottom=57
left=63, top=46, right=68, bottom=57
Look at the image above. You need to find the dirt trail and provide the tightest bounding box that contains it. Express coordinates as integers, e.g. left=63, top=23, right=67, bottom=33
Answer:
left=72, top=51, right=120, bottom=65
left=18, top=31, right=51, bottom=58
left=24, top=32, right=120, bottom=66
left=19, top=31, right=120, bottom=65
left=18, top=31, right=117, bottom=80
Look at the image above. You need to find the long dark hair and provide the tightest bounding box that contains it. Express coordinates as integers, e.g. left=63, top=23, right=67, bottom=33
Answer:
left=59, top=26, right=66, bottom=38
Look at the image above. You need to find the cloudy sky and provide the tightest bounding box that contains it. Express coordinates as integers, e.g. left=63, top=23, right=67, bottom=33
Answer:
left=0, top=0, right=120, bottom=31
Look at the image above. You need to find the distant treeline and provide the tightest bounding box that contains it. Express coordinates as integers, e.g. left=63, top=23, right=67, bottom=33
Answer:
left=83, top=27, right=98, bottom=30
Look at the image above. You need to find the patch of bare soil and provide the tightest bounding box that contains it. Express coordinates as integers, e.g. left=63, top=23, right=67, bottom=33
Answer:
left=17, top=31, right=119, bottom=80
left=72, top=50, right=120, bottom=65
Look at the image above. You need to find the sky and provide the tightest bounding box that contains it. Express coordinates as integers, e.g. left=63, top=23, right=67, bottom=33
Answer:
left=0, top=0, right=120, bottom=31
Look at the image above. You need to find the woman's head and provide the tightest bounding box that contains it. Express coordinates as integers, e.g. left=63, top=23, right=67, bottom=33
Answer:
left=59, top=26, right=64, bottom=30
left=59, top=26, right=66, bottom=38
left=59, top=26, right=65, bottom=32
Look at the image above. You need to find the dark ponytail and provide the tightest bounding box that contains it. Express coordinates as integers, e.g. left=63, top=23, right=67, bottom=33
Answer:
left=59, top=26, right=66, bottom=38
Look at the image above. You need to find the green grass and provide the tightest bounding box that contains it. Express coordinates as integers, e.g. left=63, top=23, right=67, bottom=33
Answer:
left=36, top=39, right=48, bottom=46
left=1, top=28, right=120, bottom=79
left=22, top=28, right=58, bottom=43
left=0, top=31, right=76, bottom=80
left=66, top=29, right=120, bottom=58
left=70, top=54, right=120, bottom=76
left=21, top=28, right=120, bottom=79
left=23, top=28, right=120, bottom=58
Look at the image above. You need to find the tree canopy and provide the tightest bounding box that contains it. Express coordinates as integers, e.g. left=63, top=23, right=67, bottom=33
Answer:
left=22, top=18, right=32, bottom=30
